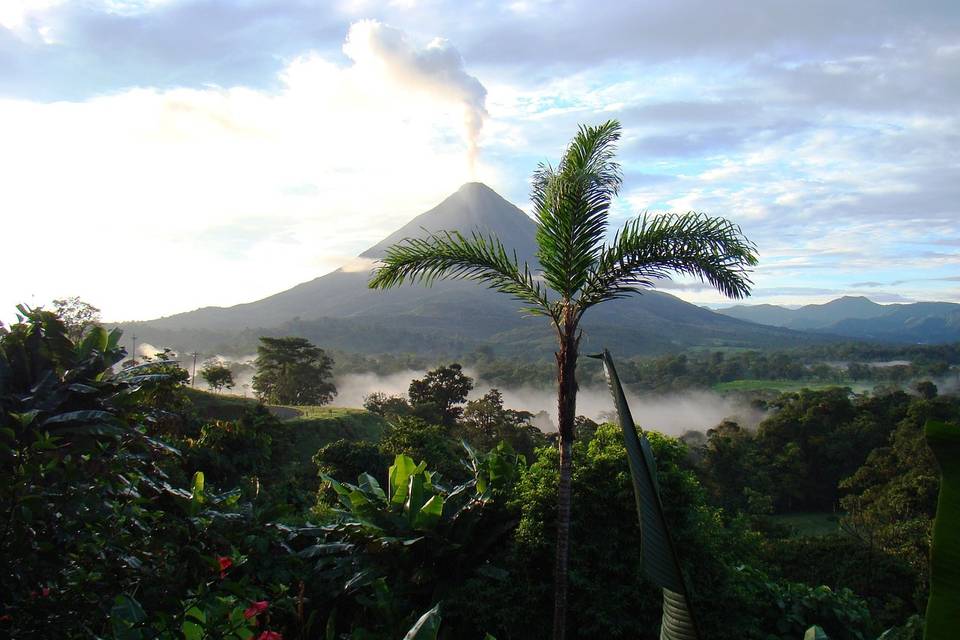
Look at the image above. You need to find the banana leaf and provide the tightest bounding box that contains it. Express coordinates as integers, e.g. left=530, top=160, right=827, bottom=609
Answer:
left=923, top=419, right=960, bottom=640
left=403, top=604, right=441, bottom=640
left=591, top=349, right=701, bottom=640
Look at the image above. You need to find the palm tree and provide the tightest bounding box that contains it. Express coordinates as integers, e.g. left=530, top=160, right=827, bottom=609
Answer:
left=369, top=119, right=757, bottom=640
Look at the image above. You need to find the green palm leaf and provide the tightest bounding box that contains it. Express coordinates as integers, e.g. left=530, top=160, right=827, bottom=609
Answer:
left=368, top=230, right=557, bottom=322
left=592, top=349, right=700, bottom=640
left=579, top=212, right=757, bottom=310
left=531, top=119, right=622, bottom=298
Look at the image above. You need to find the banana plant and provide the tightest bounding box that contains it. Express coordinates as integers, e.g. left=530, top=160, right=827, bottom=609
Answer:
left=592, top=349, right=701, bottom=640
left=923, top=419, right=960, bottom=640
left=304, top=446, right=523, bottom=639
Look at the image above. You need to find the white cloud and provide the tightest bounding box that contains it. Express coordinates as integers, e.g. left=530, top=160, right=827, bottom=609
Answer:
left=0, top=0, right=63, bottom=30
left=0, top=21, right=491, bottom=322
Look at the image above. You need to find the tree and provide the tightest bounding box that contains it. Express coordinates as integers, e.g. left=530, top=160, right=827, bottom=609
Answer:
left=51, top=296, right=101, bottom=342
left=369, top=120, right=757, bottom=639
left=915, top=380, right=937, bottom=400
left=459, top=388, right=543, bottom=460
left=200, top=361, right=234, bottom=393
left=363, top=391, right=413, bottom=418
left=407, top=363, right=473, bottom=426
left=252, top=336, right=336, bottom=405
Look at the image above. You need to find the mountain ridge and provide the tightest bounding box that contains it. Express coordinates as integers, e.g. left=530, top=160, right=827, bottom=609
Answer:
left=119, top=183, right=832, bottom=358
left=716, top=296, right=960, bottom=343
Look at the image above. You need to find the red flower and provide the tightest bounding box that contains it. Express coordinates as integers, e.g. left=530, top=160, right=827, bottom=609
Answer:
left=244, top=601, right=269, bottom=619
left=41, top=587, right=51, bottom=597
left=256, top=632, right=282, bottom=640
left=0, top=614, right=12, bottom=622
left=217, top=556, right=232, bottom=578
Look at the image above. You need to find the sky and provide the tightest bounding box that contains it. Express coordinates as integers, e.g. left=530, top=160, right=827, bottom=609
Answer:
left=1, top=0, right=958, bottom=322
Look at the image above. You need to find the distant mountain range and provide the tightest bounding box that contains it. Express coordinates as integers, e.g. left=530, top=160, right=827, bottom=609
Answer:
left=120, top=183, right=827, bottom=359
left=717, top=296, right=960, bottom=343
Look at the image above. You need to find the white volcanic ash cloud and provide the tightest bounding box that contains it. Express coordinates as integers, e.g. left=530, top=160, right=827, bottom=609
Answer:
left=343, top=20, right=488, bottom=171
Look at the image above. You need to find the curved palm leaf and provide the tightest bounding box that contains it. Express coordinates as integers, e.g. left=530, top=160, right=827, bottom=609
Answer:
left=531, top=120, right=622, bottom=298
left=578, top=212, right=757, bottom=311
left=592, top=349, right=701, bottom=640
left=368, top=230, right=558, bottom=322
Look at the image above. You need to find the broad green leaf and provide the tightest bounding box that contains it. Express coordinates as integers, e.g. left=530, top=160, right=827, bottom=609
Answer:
left=42, top=409, right=117, bottom=426
left=389, top=454, right=418, bottom=505
left=182, top=620, right=203, bottom=640
left=107, top=327, right=124, bottom=351
left=111, top=594, right=147, bottom=624
left=54, top=423, right=126, bottom=437
left=476, top=474, right=488, bottom=496
left=77, top=325, right=108, bottom=358
left=111, top=594, right=147, bottom=640
left=140, top=434, right=181, bottom=457
left=592, top=350, right=701, bottom=640
left=487, top=441, right=517, bottom=488
left=412, top=494, right=444, bottom=530
left=182, top=607, right=207, bottom=640
left=406, top=472, right=427, bottom=523
left=11, top=410, right=39, bottom=428
left=358, top=472, right=386, bottom=501
left=191, top=471, right=205, bottom=508
left=804, top=626, right=829, bottom=640
left=403, top=604, right=441, bottom=640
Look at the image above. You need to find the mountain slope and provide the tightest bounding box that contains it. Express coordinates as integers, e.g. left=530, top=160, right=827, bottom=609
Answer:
left=142, top=183, right=536, bottom=331
left=719, top=296, right=887, bottom=330
left=122, top=183, right=826, bottom=358
left=717, top=297, right=960, bottom=343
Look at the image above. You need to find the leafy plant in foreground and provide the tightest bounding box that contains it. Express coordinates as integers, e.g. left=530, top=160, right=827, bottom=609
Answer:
left=294, top=445, right=523, bottom=639
left=594, top=349, right=700, bottom=639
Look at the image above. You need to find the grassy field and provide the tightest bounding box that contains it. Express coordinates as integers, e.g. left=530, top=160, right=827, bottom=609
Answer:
left=183, top=389, right=388, bottom=469
left=713, top=379, right=871, bottom=393
left=768, top=512, right=841, bottom=537
left=183, top=387, right=260, bottom=420
left=281, top=405, right=386, bottom=453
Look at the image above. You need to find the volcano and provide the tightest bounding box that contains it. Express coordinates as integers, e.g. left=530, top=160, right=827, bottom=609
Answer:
left=123, top=183, right=820, bottom=357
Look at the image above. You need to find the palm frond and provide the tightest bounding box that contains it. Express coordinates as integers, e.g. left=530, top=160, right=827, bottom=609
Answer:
left=368, top=230, right=558, bottom=322
left=577, top=212, right=757, bottom=311
left=531, top=119, right=623, bottom=298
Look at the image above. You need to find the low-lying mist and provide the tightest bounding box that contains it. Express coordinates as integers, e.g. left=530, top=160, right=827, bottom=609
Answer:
left=334, top=368, right=766, bottom=436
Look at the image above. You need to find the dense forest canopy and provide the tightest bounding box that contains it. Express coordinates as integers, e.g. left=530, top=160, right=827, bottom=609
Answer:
left=2, top=304, right=957, bottom=638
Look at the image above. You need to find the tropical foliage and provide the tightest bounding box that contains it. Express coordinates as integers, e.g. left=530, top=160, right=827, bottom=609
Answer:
left=0, top=301, right=950, bottom=639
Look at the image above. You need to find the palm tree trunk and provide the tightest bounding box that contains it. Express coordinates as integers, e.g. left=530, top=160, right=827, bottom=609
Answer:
left=552, top=312, right=579, bottom=640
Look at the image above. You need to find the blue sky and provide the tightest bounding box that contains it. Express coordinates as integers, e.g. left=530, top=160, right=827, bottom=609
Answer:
left=1, top=0, right=958, bottom=321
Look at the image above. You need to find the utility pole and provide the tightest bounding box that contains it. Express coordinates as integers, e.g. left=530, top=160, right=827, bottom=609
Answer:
left=131, top=334, right=137, bottom=365
left=190, top=352, right=200, bottom=386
